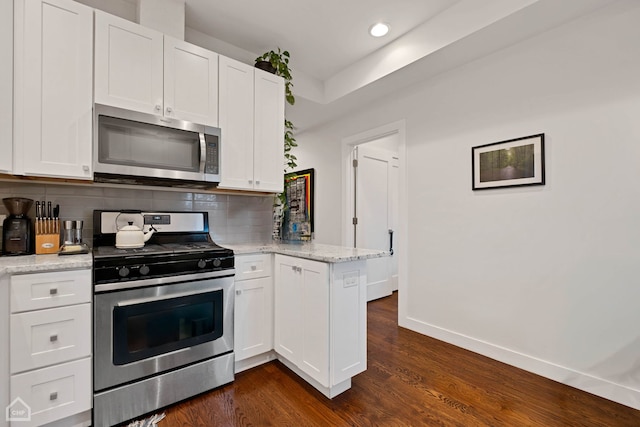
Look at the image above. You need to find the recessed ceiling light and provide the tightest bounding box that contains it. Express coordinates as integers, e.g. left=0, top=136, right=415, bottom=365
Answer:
left=369, top=22, right=390, bottom=37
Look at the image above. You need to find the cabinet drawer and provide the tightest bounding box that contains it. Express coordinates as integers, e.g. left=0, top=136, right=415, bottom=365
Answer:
left=11, top=269, right=91, bottom=313
left=235, top=254, right=272, bottom=281
left=10, top=357, right=92, bottom=427
left=11, top=304, right=91, bottom=374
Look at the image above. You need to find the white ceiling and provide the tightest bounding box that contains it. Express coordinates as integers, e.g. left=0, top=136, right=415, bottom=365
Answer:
left=184, top=0, right=458, bottom=81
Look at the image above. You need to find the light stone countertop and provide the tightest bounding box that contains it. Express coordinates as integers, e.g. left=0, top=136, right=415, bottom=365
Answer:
left=222, top=242, right=389, bottom=263
left=0, top=253, right=93, bottom=275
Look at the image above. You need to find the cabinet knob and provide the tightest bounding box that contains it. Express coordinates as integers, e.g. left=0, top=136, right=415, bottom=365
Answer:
left=236, top=290, right=242, bottom=295
left=49, top=288, right=58, bottom=295
left=50, top=391, right=58, bottom=401
left=82, top=165, right=90, bottom=172
left=255, top=180, right=260, bottom=185
left=155, top=104, right=162, bottom=112
left=166, top=106, right=173, bottom=113
left=248, top=179, right=253, bottom=184
left=50, top=334, right=58, bottom=342
left=251, top=265, right=257, bottom=271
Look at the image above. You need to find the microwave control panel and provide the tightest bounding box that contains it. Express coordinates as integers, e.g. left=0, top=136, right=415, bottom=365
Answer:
left=204, top=135, right=219, bottom=175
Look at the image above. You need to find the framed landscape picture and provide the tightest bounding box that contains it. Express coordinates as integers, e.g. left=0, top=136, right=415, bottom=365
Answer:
left=472, top=133, right=545, bottom=190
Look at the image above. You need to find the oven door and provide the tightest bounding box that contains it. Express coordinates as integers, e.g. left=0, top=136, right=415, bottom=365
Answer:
left=94, top=273, right=234, bottom=392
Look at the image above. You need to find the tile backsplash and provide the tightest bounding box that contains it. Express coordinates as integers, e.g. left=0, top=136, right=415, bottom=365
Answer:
left=0, top=181, right=275, bottom=245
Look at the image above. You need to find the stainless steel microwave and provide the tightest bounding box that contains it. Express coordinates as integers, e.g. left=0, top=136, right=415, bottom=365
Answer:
left=93, top=104, right=221, bottom=185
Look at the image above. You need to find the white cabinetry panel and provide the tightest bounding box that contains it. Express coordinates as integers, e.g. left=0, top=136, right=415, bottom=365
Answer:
left=274, top=255, right=330, bottom=386
left=94, top=10, right=164, bottom=115
left=14, top=0, right=93, bottom=179
left=0, top=0, right=12, bottom=173
left=10, top=358, right=91, bottom=427
left=95, top=11, right=218, bottom=126
left=254, top=70, right=285, bottom=192
left=164, top=36, right=218, bottom=126
left=234, top=254, right=273, bottom=363
left=10, top=269, right=91, bottom=313
left=218, top=57, right=284, bottom=192
left=10, top=304, right=91, bottom=374
left=218, top=56, right=254, bottom=189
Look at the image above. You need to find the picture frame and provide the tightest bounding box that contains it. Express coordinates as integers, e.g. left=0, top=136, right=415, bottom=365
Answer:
left=472, top=133, right=545, bottom=190
left=283, top=168, right=314, bottom=240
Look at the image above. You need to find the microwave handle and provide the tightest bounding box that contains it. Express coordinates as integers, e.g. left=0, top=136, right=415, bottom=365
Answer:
left=199, top=133, right=207, bottom=173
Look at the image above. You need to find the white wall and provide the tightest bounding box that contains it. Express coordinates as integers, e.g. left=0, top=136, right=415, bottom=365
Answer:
left=297, top=0, right=640, bottom=409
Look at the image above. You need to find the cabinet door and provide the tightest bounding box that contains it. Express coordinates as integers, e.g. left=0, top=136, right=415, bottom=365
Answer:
left=94, top=10, right=164, bottom=115
left=0, top=0, right=12, bottom=173
left=218, top=56, right=255, bottom=190
left=298, top=258, right=330, bottom=386
left=273, top=255, right=301, bottom=363
left=234, top=276, right=273, bottom=361
left=274, top=255, right=330, bottom=386
left=164, top=36, right=219, bottom=126
left=254, top=69, right=285, bottom=192
left=15, top=0, right=93, bottom=179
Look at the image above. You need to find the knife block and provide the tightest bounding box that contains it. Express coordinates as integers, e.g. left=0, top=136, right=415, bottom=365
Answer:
left=35, top=219, right=60, bottom=254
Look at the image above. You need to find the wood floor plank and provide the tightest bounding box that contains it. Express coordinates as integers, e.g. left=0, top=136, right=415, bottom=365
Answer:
left=142, top=292, right=639, bottom=426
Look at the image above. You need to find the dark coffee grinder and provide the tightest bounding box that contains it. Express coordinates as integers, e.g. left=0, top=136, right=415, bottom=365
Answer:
left=2, top=197, right=34, bottom=255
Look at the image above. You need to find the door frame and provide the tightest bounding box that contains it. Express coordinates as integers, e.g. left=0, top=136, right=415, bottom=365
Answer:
left=340, top=120, right=407, bottom=299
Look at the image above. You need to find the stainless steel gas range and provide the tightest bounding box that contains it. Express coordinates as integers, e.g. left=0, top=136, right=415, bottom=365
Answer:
left=92, top=210, right=235, bottom=427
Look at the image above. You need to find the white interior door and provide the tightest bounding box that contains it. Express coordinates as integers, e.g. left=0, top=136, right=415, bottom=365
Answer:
left=354, top=143, right=397, bottom=301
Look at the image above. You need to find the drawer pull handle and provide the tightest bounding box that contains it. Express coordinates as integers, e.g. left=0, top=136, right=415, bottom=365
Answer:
left=50, top=334, right=58, bottom=343
left=251, top=265, right=257, bottom=271
left=50, top=391, right=58, bottom=401
left=49, top=288, right=58, bottom=295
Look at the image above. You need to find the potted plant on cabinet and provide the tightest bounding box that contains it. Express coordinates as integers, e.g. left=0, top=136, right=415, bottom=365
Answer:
left=255, top=47, right=295, bottom=106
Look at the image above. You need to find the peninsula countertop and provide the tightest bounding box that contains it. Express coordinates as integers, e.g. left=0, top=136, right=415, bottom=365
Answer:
left=222, top=242, right=389, bottom=263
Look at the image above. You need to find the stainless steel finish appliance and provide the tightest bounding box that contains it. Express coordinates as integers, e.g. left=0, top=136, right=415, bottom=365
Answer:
left=93, top=104, right=221, bottom=186
left=92, top=210, right=235, bottom=427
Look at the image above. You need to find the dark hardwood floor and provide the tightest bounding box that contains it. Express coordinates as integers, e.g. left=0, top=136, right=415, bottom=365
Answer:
left=160, top=292, right=640, bottom=426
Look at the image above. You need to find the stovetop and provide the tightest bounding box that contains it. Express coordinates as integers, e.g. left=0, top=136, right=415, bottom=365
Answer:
left=93, top=241, right=228, bottom=258
left=92, top=210, right=234, bottom=285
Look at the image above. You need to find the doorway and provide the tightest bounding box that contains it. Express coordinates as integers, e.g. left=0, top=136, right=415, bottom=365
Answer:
left=342, top=121, right=404, bottom=302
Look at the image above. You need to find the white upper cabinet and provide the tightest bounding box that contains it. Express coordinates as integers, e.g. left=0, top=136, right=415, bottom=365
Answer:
left=218, top=56, right=284, bottom=193
left=0, top=0, right=12, bottom=174
left=94, top=11, right=164, bottom=116
left=95, top=11, right=218, bottom=126
left=13, top=0, right=93, bottom=180
left=218, top=57, right=255, bottom=190
left=254, top=70, right=285, bottom=192
left=164, top=36, right=219, bottom=126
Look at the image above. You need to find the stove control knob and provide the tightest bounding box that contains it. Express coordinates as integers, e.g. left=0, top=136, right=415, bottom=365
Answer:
left=213, top=258, right=222, bottom=268
left=139, top=265, right=150, bottom=275
left=118, top=266, right=130, bottom=278
left=197, top=259, right=207, bottom=269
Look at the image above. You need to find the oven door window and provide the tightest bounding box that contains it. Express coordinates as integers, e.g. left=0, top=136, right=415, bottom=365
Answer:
left=112, top=290, right=223, bottom=365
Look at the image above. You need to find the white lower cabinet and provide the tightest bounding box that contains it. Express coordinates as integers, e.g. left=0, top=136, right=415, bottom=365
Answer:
left=8, top=270, right=91, bottom=427
left=234, top=254, right=274, bottom=371
left=274, top=254, right=367, bottom=398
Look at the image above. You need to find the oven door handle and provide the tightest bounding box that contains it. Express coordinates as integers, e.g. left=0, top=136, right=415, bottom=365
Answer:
left=116, top=288, right=220, bottom=307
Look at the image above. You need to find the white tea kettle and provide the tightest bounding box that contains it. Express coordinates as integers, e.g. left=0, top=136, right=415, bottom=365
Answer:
left=115, top=212, right=156, bottom=249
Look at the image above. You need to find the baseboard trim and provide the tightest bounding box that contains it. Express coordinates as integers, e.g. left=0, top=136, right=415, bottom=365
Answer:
left=400, top=316, right=640, bottom=410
